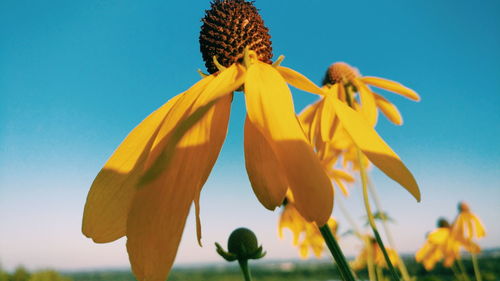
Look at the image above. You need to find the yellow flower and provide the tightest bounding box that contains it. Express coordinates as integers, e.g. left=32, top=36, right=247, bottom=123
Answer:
left=415, top=218, right=480, bottom=271
left=351, top=236, right=399, bottom=270
left=322, top=62, right=420, bottom=126
left=299, top=62, right=421, bottom=201
left=278, top=192, right=337, bottom=259
left=452, top=201, right=486, bottom=240
left=81, top=1, right=333, bottom=280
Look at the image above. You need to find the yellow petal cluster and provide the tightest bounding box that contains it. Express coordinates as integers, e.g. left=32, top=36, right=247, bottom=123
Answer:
left=299, top=62, right=421, bottom=201
left=278, top=193, right=337, bottom=259
left=452, top=202, right=486, bottom=240
left=415, top=220, right=481, bottom=271
left=351, top=236, right=399, bottom=270
left=82, top=51, right=334, bottom=281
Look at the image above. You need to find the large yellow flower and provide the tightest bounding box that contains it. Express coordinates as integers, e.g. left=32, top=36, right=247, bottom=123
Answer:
left=299, top=62, right=421, bottom=201
left=81, top=1, right=333, bottom=280
left=415, top=218, right=480, bottom=271
left=451, top=201, right=486, bottom=240
left=278, top=193, right=337, bottom=259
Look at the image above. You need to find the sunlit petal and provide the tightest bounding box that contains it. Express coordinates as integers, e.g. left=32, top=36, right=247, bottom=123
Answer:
left=141, top=64, right=245, bottom=183
left=276, top=66, right=324, bottom=95
left=245, top=62, right=333, bottom=225
left=244, top=116, right=288, bottom=210
left=373, top=92, right=403, bottom=125
left=331, top=97, right=420, bottom=201
left=361, top=76, right=420, bottom=101
left=353, top=79, right=378, bottom=126
left=82, top=93, right=183, bottom=243
left=126, top=96, right=232, bottom=281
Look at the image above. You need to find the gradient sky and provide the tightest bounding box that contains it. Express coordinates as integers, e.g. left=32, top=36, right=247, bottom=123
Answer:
left=1, top=0, right=499, bottom=272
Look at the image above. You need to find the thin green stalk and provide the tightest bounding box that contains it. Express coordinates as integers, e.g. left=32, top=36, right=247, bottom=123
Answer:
left=237, top=259, right=252, bottom=281
left=357, top=149, right=401, bottom=281
left=319, top=225, right=357, bottom=281
left=451, top=263, right=464, bottom=281
left=337, top=196, right=362, bottom=238
left=368, top=179, right=412, bottom=281
left=365, top=236, right=376, bottom=281
left=471, top=254, right=482, bottom=281
left=457, top=258, right=471, bottom=281
left=376, top=265, right=384, bottom=281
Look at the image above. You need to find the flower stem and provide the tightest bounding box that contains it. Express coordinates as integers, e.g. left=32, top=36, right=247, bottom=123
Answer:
left=368, top=179, right=412, bottom=281
left=237, top=259, right=252, bottom=281
left=451, top=262, right=464, bottom=281
left=457, top=258, right=471, bottom=281
left=357, top=149, right=401, bottom=281
left=471, top=253, right=482, bottom=281
left=318, top=224, right=356, bottom=281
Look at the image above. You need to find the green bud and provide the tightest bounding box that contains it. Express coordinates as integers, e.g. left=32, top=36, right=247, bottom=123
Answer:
left=215, top=227, right=266, bottom=262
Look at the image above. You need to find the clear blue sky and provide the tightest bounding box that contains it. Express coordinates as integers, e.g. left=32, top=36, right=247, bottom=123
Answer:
left=1, top=0, right=499, bottom=271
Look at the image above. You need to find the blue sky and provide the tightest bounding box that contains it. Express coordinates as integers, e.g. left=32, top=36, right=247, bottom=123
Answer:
left=1, top=0, right=499, bottom=271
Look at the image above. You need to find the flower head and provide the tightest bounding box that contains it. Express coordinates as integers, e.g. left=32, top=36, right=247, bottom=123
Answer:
left=452, top=201, right=486, bottom=240
left=82, top=1, right=334, bottom=280
left=299, top=62, right=421, bottom=201
left=415, top=218, right=480, bottom=271
left=278, top=193, right=337, bottom=259
left=350, top=236, right=399, bottom=270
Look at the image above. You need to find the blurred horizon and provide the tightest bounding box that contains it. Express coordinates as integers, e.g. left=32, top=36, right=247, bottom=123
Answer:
left=1, top=0, right=499, bottom=273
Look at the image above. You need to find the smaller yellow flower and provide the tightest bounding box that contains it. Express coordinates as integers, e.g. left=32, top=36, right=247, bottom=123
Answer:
left=298, top=62, right=421, bottom=202
left=350, top=236, right=398, bottom=271
left=452, top=201, right=486, bottom=240
left=415, top=218, right=480, bottom=271
left=322, top=62, right=420, bottom=126
left=278, top=192, right=337, bottom=259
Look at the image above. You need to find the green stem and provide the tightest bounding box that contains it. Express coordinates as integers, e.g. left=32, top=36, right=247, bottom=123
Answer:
left=319, top=225, right=357, bottom=281
left=451, top=263, right=464, bottom=281
left=368, top=179, right=412, bottom=281
left=471, top=254, right=482, bottom=281
left=457, top=258, right=471, bottom=281
left=237, top=259, right=252, bottom=281
left=365, top=236, right=376, bottom=281
left=357, top=149, right=401, bottom=281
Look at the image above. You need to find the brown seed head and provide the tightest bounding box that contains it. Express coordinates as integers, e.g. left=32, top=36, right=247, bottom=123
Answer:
left=458, top=201, right=470, bottom=213
left=322, top=62, right=360, bottom=86
left=437, top=217, right=450, bottom=228
left=199, top=0, right=273, bottom=74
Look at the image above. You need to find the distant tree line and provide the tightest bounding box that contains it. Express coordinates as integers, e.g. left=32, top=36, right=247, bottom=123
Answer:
left=0, top=266, right=71, bottom=281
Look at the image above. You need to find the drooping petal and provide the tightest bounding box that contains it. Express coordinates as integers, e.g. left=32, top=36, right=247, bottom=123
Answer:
left=244, top=62, right=333, bottom=225
left=373, top=93, right=403, bottom=125
left=320, top=96, right=337, bottom=141
left=126, top=95, right=232, bottom=281
left=244, top=116, right=288, bottom=210
left=353, top=79, right=378, bottom=126
left=140, top=64, right=245, bottom=184
left=276, top=66, right=324, bottom=95
left=361, top=76, right=420, bottom=101
left=298, top=100, right=321, bottom=144
left=82, top=93, right=183, bottom=243
left=331, top=97, right=421, bottom=201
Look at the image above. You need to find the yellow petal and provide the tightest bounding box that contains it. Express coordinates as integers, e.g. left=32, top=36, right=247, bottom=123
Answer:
left=126, top=96, right=231, bottom=281
left=276, top=66, right=324, bottom=96
left=298, top=100, right=321, bottom=144
left=361, top=76, right=420, bottom=101
left=140, top=64, right=245, bottom=184
left=471, top=214, right=486, bottom=238
left=82, top=93, right=183, bottom=243
left=353, top=79, right=378, bottom=126
left=244, top=116, right=288, bottom=210
left=331, top=97, right=420, bottom=201
left=244, top=62, right=333, bottom=225
left=373, top=92, right=403, bottom=125
left=320, top=96, right=337, bottom=141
